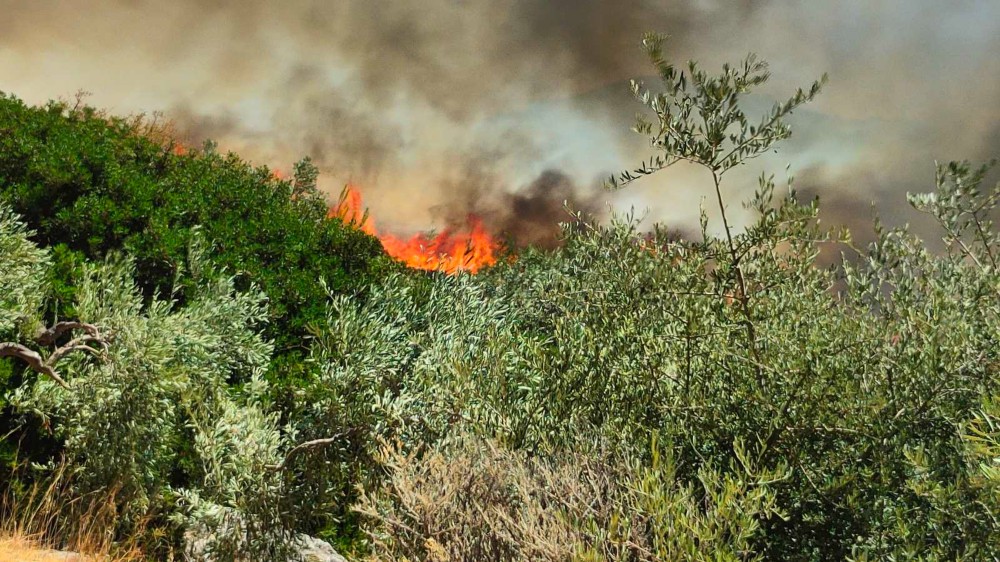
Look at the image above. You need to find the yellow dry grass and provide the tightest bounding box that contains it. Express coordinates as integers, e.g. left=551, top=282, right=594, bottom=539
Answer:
left=0, top=535, right=87, bottom=561
left=0, top=459, right=149, bottom=562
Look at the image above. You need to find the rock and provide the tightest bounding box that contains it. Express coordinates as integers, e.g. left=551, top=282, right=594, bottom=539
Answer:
left=45, top=551, right=88, bottom=562
left=295, top=534, right=347, bottom=562
left=185, top=523, right=347, bottom=562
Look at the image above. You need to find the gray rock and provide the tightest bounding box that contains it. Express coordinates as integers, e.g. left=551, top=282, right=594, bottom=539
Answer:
left=294, top=534, right=347, bottom=562
left=25, top=549, right=88, bottom=561
left=185, top=524, right=347, bottom=562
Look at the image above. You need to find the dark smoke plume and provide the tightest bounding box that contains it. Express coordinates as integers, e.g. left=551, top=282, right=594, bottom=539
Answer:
left=0, top=0, right=997, bottom=244
left=433, top=168, right=605, bottom=249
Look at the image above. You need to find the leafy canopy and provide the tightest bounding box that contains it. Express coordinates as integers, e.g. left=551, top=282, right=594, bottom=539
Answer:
left=0, top=93, right=391, bottom=363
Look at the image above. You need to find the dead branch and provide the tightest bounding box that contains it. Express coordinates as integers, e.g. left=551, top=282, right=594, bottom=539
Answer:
left=35, top=321, right=103, bottom=346
left=1, top=322, right=110, bottom=389
left=0, top=342, right=70, bottom=389
left=268, top=433, right=349, bottom=471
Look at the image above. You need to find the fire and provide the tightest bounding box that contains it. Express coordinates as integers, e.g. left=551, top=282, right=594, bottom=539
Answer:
left=330, top=185, right=499, bottom=274
left=332, top=186, right=376, bottom=236
left=165, top=141, right=498, bottom=273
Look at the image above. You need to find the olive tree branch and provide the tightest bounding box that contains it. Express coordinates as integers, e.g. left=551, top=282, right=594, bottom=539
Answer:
left=0, top=322, right=111, bottom=389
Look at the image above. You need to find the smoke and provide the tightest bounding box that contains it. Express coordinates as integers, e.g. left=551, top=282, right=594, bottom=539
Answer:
left=766, top=2, right=1000, bottom=245
left=432, top=166, right=605, bottom=249
left=0, top=0, right=997, bottom=245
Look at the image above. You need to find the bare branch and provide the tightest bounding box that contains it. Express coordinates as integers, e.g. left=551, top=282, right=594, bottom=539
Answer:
left=0, top=342, right=70, bottom=389
left=268, top=433, right=348, bottom=471
left=35, top=321, right=103, bottom=346
left=1, top=321, right=111, bottom=390
left=44, top=333, right=109, bottom=368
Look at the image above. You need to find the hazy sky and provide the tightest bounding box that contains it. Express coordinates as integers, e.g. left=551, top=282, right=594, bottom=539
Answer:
left=1, top=0, right=997, bottom=242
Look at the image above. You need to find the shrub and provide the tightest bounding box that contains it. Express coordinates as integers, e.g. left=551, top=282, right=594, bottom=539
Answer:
left=0, top=203, right=55, bottom=472
left=0, top=203, right=50, bottom=337
left=314, top=178, right=995, bottom=557
left=1, top=208, right=300, bottom=559
left=1, top=34, right=997, bottom=560
left=0, top=94, right=394, bottom=531
left=0, top=93, right=390, bottom=364
left=357, top=433, right=786, bottom=562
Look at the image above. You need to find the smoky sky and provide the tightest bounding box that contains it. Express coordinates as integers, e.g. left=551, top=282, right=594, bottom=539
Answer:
left=0, top=0, right=997, bottom=246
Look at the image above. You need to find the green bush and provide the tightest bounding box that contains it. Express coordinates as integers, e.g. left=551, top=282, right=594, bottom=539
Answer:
left=0, top=93, right=391, bottom=362
left=1, top=207, right=299, bottom=559
left=0, top=204, right=50, bottom=337
left=303, top=174, right=994, bottom=557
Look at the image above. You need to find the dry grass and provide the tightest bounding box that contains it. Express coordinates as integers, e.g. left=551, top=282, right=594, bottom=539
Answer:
left=356, top=435, right=781, bottom=561
left=0, top=534, right=87, bottom=561
left=0, top=461, right=151, bottom=562
left=355, top=436, right=633, bottom=562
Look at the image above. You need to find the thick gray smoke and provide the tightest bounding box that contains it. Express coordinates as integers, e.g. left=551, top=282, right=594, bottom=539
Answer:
left=0, top=0, right=997, bottom=246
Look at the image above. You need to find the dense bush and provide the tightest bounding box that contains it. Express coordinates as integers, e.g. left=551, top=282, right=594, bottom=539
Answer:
left=0, top=204, right=49, bottom=337
left=0, top=93, right=390, bottom=357
left=301, top=172, right=997, bottom=558
left=1, top=207, right=299, bottom=559
left=0, top=95, right=392, bottom=514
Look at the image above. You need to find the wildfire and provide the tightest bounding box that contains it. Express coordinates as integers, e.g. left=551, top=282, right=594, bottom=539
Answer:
left=330, top=185, right=499, bottom=274
left=166, top=140, right=498, bottom=273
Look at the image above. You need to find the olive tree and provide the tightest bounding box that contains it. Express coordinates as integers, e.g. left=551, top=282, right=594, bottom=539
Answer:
left=1, top=209, right=303, bottom=559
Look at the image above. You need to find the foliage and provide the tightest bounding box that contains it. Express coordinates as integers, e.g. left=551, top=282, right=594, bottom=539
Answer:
left=279, top=271, right=521, bottom=539
left=357, top=433, right=785, bottom=562
left=609, top=33, right=825, bottom=188
left=0, top=35, right=998, bottom=561
left=2, top=217, right=299, bottom=559
left=303, top=171, right=995, bottom=557
left=0, top=93, right=390, bottom=362
left=285, top=38, right=999, bottom=559
left=0, top=204, right=50, bottom=338
left=0, top=94, right=392, bottom=529
left=0, top=205, right=54, bottom=472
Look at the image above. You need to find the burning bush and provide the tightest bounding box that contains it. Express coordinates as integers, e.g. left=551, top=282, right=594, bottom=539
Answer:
left=332, top=186, right=501, bottom=274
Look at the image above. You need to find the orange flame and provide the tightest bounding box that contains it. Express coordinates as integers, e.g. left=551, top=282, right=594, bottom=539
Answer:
left=330, top=186, right=499, bottom=274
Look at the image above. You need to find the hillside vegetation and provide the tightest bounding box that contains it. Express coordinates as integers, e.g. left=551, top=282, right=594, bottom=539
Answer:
left=1, top=37, right=998, bottom=560
left=0, top=94, right=390, bottom=356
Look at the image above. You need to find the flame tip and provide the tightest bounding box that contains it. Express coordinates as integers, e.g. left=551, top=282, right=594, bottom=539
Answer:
left=331, top=186, right=499, bottom=274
